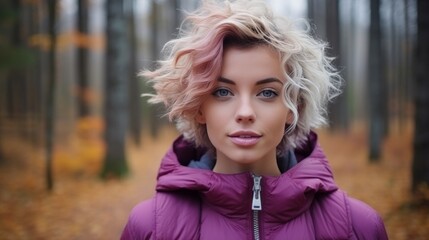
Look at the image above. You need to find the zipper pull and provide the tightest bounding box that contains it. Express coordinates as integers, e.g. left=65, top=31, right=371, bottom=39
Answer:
left=252, top=175, right=262, bottom=211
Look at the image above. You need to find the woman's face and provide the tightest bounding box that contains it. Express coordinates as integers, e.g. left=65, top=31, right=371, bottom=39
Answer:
left=197, top=45, right=291, bottom=176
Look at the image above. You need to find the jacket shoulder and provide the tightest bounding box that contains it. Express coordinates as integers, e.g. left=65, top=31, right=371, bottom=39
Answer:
left=121, top=191, right=201, bottom=240
left=311, top=190, right=352, bottom=239
left=155, top=191, right=201, bottom=240
left=348, top=197, right=388, bottom=240
left=120, top=198, right=155, bottom=240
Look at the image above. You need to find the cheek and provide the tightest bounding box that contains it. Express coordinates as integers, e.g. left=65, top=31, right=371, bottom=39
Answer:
left=270, top=117, right=287, bottom=132
left=204, top=102, right=232, bottom=121
left=197, top=101, right=219, bottom=124
left=199, top=104, right=228, bottom=138
left=265, top=108, right=289, bottom=133
left=269, top=118, right=288, bottom=146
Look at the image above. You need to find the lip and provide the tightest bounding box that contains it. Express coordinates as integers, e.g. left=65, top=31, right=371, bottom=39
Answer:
left=228, top=130, right=262, bottom=147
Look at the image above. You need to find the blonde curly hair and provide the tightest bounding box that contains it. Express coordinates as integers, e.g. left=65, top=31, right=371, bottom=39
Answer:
left=142, top=0, right=341, bottom=153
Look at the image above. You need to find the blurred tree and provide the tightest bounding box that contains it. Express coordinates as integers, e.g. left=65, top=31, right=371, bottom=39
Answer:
left=412, top=0, right=429, bottom=193
left=27, top=1, right=44, bottom=146
left=0, top=1, right=34, bottom=71
left=77, top=0, right=91, bottom=117
left=101, top=0, right=129, bottom=178
left=1, top=1, right=34, bottom=124
left=307, top=0, right=349, bottom=131
left=0, top=0, right=16, bottom=163
left=325, top=0, right=349, bottom=131
left=0, top=0, right=38, bottom=162
left=386, top=0, right=409, bottom=133
left=402, top=0, right=413, bottom=129
left=149, top=0, right=160, bottom=138
left=136, top=0, right=182, bottom=138
left=368, top=0, right=387, bottom=162
left=341, top=0, right=359, bottom=123
left=45, top=0, right=58, bottom=191
left=126, top=0, right=142, bottom=145
left=307, top=0, right=327, bottom=40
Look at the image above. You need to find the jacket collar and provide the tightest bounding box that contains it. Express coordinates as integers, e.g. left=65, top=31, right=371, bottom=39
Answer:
left=156, top=131, right=338, bottom=222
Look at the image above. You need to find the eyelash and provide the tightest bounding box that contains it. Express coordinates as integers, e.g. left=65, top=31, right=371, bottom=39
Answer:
left=212, top=88, right=278, bottom=99
left=257, top=89, right=278, bottom=99
left=212, top=88, right=233, bottom=97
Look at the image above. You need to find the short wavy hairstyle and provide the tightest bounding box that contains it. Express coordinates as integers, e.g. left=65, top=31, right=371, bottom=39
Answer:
left=142, top=0, right=342, bottom=154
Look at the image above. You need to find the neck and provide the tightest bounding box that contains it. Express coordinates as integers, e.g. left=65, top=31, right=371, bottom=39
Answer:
left=213, top=153, right=281, bottom=176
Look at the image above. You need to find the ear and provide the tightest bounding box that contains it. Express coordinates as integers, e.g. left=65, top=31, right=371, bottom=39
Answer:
left=196, top=110, right=206, bottom=124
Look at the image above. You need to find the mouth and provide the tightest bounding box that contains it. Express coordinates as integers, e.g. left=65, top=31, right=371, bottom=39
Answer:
left=228, top=131, right=262, bottom=147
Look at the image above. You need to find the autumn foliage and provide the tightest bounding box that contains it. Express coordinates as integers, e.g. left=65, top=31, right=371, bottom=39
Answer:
left=53, top=117, right=105, bottom=176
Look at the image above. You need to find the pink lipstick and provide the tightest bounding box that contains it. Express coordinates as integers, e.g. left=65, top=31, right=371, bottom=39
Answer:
left=228, top=131, right=261, bottom=147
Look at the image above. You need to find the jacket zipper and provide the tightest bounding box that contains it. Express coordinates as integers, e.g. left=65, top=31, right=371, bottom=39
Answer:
left=252, top=175, right=262, bottom=240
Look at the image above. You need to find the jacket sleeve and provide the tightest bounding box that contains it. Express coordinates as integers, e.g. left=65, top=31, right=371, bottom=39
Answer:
left=120, top=199, right=155, bottom=240
left=349, top=197, right=388, bottom=240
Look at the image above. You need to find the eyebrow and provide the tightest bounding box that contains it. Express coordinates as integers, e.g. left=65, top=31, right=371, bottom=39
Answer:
left=218, top=77, right=283, bottom=85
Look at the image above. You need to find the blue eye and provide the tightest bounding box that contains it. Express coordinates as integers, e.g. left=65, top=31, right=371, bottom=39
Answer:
left=258, top=89, right=278, bottom=98
left=213, top=88, right=232, bottom=97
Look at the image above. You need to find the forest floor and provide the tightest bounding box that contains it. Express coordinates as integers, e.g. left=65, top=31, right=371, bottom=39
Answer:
left=0, top=122, right=428, bottom=240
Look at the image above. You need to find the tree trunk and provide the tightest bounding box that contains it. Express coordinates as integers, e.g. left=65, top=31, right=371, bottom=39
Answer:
left=149, top=0, right=160, bottom=138
left=412, top=0, right=429, bottom=193
left=101, top=0, right=129, bottom=178
left=127, top=0, right=142, bottom=146
left=28, top=0, right=43, bottom=146
left=45, top=0, right=58, bottom=191
left=403, top=0, right=412, bottom=124
left=77, top=0, right=91, bottom=117
left=307, top=0, right=327, bottom=40
left=325, top=0, right=349, bottom=131
left=368, top=0, right=386, bottom=162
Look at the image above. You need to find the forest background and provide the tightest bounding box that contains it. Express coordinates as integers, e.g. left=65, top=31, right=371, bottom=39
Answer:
left=0, top=0, right=428, bottom=239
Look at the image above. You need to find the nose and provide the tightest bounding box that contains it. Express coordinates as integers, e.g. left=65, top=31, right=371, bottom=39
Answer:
left=235, top=97, right=255, bottom=123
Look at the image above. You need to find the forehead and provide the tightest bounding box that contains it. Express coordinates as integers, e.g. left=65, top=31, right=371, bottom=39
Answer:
left=220, top=45, right=284, bottom=82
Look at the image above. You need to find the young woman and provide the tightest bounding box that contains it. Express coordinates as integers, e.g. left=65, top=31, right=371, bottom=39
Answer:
left=121, top=1, right=388, bottom=239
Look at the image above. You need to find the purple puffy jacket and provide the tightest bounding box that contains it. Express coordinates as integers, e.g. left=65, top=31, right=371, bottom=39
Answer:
left=121, top=132, right=388, bottom=240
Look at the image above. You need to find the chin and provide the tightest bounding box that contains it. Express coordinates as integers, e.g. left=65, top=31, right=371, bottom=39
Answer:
left=228, top=153, right=260, bottom=165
